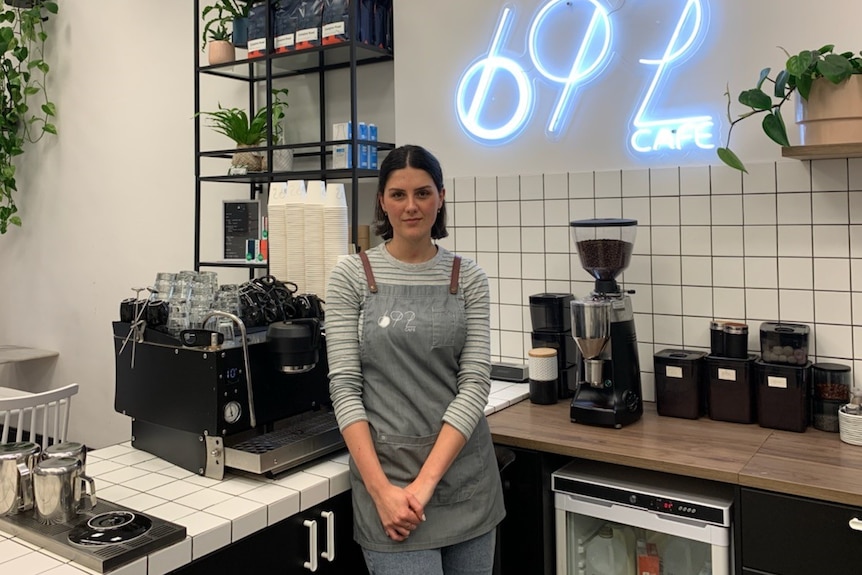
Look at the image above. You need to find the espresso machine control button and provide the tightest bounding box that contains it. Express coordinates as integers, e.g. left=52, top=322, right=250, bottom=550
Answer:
left=224, top=401, right=242, bottom=424
left=623, top=390, right=640, bottom=412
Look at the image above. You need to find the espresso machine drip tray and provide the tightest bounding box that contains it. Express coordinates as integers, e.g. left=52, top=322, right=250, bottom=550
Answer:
left=0, top=499, right=186, bottom=573
left=225, top=409, right=344, bottom=476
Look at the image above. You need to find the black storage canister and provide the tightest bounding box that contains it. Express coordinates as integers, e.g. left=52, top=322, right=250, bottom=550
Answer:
left=709, top=320, right=726, bottom=356
left=723, top=322, right=749, bottom=359
left=705, top=354, right=758, bottom=423
left=654, top=349, right=707, bottom=419
left=755, top=359, right=811, bottom=433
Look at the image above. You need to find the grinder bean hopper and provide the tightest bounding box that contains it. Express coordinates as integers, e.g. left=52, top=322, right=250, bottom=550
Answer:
left=569, top=218, right=642, bottom=428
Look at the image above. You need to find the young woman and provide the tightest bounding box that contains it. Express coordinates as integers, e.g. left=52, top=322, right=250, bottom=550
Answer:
left=325, top=144, right=505, bottom=575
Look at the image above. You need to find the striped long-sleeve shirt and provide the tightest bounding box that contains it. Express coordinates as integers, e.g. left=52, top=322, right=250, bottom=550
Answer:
left=325, top=243, right=492, bottom=439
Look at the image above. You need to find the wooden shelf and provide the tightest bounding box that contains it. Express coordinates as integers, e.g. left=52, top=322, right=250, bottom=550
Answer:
left=781, top=142, right=862, bottom=160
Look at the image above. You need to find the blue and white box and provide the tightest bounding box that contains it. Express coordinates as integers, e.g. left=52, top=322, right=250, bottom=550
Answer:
left=332, top=121, right=352, bottom=169
left=369, top=123, right=378, bottom=169
left=358, top=122, right=369, bottom=169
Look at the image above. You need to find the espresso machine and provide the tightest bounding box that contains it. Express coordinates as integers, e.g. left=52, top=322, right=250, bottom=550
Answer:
left=569, top=218, right=643, bottom=428
left=112, top=310, right=343, bottom=480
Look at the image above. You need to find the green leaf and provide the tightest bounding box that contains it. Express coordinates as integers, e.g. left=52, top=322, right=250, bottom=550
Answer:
left=755, top=68, right=771, bottom=90
left=762, top=111, right=790, bottom=147
left=796, top=73, right=813, bottom=100
left=44, top=2, right=59, bottom=15
left=9, top=215, right=20, bottom=226
left=774, top=69, right=789, bottom=98
left=717, top=147, right=747, bottom=173
left=24, top=86, right=38, bottom=95
left=43, top=123, right=56, bottom=135
left=738, top=88, right=772, bottom=111
left=818, top=53, right=853, bottom=83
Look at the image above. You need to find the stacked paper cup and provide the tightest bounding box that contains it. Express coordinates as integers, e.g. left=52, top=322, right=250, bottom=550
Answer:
left=304, top=180, right=327, bottom=297
left=324, top=183, right=349, bottom=292
left=284, top=180, right=307, bottom=291
left=266, top=182, right=288, bottom=280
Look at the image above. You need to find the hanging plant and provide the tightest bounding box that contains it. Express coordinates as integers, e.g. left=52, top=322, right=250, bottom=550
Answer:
left=0, top=0, right=58, bottom=234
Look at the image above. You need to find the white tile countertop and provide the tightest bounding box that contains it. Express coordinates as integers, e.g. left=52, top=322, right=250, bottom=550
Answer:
left=0, top=380, right=529, bottom=575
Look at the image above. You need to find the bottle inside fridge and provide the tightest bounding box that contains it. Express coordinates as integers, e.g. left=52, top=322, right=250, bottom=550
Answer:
left=582, top=523, right=635, bottom=575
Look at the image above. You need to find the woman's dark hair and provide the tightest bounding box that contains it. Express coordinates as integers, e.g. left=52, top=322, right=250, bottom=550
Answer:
left=372, top=144, right=448, bottom=240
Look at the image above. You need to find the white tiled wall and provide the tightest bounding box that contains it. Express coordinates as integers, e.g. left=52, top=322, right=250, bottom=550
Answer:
left=439, top=158, right=862, bottom=400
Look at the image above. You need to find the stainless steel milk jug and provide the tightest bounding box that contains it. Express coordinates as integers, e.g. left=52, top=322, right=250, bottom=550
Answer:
left=33, top=456, right=97, bottom=524
left=0, top=441, right=41, bottom=516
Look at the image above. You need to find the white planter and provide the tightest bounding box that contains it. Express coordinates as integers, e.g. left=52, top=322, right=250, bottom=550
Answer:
left=796, top=75, right=862, bottom=145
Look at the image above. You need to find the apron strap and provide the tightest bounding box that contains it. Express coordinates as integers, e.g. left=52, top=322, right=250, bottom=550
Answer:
left=358, top=250, right=378, bottom=293
left=450, top=255, right=461, bottom=294
left=360, top=250, right=460, bottom=294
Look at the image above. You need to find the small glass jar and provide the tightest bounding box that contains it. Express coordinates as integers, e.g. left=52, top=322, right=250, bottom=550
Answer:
left=812, top=363, right=851, bottom=432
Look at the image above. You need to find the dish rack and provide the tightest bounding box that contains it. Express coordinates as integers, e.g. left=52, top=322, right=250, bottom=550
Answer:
left=837, top=405, right=862, bottom=446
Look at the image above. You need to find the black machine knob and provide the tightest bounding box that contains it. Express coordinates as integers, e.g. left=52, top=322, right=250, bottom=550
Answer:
left=622, top=390, right=640, bottom=412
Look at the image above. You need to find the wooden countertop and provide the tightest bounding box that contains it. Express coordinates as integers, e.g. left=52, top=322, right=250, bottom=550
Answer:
left=488, top=400, right=862, bottom=507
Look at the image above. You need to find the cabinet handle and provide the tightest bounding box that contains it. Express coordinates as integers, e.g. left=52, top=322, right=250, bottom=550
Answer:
left=321, top=510, right=335, bottom=562
left=850, top=518, right=862, bottom=531
left=303, top=519, right=319, bottom=572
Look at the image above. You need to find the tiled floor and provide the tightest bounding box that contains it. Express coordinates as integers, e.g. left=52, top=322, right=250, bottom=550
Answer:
left=0, top=383, right=529, bottom=574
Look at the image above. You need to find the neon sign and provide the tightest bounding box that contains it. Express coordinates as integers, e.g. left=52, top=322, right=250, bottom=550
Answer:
left=455, top=0, right=716, bottom=155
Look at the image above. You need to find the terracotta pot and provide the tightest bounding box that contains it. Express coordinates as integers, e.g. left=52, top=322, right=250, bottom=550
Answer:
left=796, top=75, right=862, bottom=145
left=207, top=40, right=235, bottom=66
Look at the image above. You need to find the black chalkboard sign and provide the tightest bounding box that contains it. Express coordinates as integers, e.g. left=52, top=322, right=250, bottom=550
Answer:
left=223, top=200, right=260, bottom=260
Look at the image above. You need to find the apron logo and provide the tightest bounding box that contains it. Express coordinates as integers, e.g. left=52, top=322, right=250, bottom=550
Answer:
left=377, top=310, right=417, bottom=332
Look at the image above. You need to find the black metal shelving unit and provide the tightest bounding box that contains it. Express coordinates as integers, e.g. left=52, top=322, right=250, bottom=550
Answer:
left=192, top=1, right=394, bottom=277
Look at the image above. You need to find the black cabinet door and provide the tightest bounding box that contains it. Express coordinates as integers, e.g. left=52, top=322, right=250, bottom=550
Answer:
left=741, top=487, right=862, bottom=575
left=317, top=490, right=367, bottom=575
left=280, top=490, right=367, bottom=575
left=169, top=490, right=367, bottom=575
left=496, top=446, right=569, bottom=575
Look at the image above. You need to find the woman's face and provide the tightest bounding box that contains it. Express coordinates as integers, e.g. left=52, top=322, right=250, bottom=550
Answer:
left=380, top=166, right=445, bottom=242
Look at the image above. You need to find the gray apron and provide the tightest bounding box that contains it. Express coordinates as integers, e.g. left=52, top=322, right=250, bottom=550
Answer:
left=350, top=251, right=505, bottom=552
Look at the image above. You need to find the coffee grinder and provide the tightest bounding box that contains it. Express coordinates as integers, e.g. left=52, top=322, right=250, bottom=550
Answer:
left=569, top=218, right=642, bottom=428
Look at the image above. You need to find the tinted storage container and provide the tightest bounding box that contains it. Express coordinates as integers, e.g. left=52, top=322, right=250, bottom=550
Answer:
left=759, top=322, right=810, bottom=365
left=705, top=355, right=758, bottom=424
left=654, top=349, right=707, bottom=419
left=812, top=362, right=851, bottom=432
left=755, top=359, right=811, bottom=432
left=529, top=293, right=575, bottom=333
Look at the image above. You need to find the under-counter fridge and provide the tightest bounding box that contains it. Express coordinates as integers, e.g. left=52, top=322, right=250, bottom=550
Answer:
left=552, top=460, right=735, bottom=575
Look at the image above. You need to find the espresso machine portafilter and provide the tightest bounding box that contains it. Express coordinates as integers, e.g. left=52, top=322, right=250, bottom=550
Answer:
left=571, top=300, right=610, bottom=386
left=569, top=218, right=643, bottom=428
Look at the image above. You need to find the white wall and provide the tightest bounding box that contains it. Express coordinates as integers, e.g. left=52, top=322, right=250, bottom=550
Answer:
left=396, top=0, right=862, bottom=176
left=0, top=1, right=194, bottom=447
left=1, top=0, right=861, bottom=448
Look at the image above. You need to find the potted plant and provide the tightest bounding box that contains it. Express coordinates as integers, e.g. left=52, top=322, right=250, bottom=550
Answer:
left=201, top=1, right=251, bottom=60
left=0, top=0, right=58, bottom=234
left=198, top=88, right=290, bottom=173
left=717, top=45, right=862, bottom=173
left=201, top=4, right=235, bottom=65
